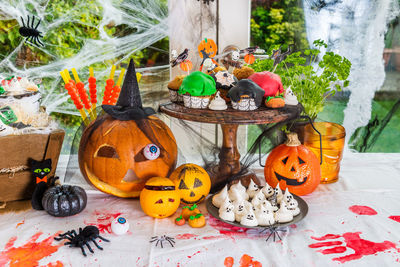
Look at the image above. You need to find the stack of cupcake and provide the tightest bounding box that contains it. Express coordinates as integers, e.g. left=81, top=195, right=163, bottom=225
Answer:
left=167, top=39, right=299, bottom=111
left=212, top=180, right=300, bottom=226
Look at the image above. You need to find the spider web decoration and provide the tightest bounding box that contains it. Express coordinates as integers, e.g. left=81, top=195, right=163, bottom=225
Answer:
left=0, top=0, right=169, bottom=115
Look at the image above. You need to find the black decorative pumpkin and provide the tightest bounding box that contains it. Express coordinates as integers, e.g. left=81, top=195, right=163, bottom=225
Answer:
left=42, top=185, right=87, bottom=217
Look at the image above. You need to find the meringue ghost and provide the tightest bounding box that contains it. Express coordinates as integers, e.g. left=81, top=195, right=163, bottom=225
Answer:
left=212, top=185, right=228, bottom=208
left=256, top=205, right=275, bottom=226
left=251, top=190, right=266, bottom=207
left=275, top=203, right=293, bottom=223
left=209, top=91, right=228, bottom=110
left=284, top=86, right=298, bottom=106
left=229, top=186, right=248, bottom=202
left=246, top=179, right=259, bottom=199
left=283, top=188, right=294, bottom=204
left=287, top=199, right=301, bottom=216
left=232, top=180, right=247, bottom=195
left=261, top=184, right=274, bottom=198
left=240, top=209, right=258, bottom=227
left=219, top=203, right=235, bottom=222
left=233, top=200, right=248, bottom=222
left=259, top=199, right=274, bottom=211
left=220, top=196, right=233, bottom=211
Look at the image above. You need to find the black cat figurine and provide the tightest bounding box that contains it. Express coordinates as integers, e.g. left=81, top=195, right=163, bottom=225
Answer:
left=31, top=159, right=52, bottom=210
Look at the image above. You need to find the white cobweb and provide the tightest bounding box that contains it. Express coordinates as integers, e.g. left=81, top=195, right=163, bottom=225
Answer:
left=303, top=0, right=400, bottom=145
left=0, top=0, right=169, bottom=115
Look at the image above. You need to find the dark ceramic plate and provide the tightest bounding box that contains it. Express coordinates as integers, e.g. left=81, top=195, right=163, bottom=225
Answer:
left=206, top=193, right=308, bottom=229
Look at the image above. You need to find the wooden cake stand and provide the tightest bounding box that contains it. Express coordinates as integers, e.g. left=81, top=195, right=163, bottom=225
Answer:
left=160, top=103, right=302, bottom=192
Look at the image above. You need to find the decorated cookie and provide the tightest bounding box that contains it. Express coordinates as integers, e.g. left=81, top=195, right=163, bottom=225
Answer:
left=212, top=185, right=228, bottom=208
left=188, top=213, right=206, bottom=228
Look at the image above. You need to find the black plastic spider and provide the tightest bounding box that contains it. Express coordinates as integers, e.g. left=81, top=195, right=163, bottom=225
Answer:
left=19, top=15, right=44, bottom=46
left=197, top=0, right=214, bottom=5
left=150, top=235, right=175, bottom=248
left=259, top=227, right=287, bottom=242
left=54, top=226, right=110, bottom=256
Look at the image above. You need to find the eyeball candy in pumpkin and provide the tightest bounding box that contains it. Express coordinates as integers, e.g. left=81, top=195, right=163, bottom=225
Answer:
left=140, top=177, right=180, bottom=219
left=111, top=217, right=130, bottom=235
left=264, top=132, right=321, bottom=196
left=169, top=164, right=211, bottom=204
left=79, top=60, right=177, bottom=198
left=143, top=144, right=160, bottom=160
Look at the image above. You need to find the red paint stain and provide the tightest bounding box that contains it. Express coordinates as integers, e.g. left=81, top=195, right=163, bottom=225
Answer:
left=187, top=250, right=201, bottom=259
left=0, top=232, right=63, bottom=267
left=224, top=257, right=234, bottom=267
left=389, top=216, right=400, bottom=223
left=309, top=232, right=398, bottom=263
left=349, top=205, right=377, bottom=215
left=290, top=224, right=297, bottom=229
left=207, top=216, right=259, bottom=240
left=16, top=220, right=25, bottom=228
left=84, top=210, right=122, bottom=233
left=175, top=234, right=198, bottom=240
left=45, top=261, right=63, bottom=267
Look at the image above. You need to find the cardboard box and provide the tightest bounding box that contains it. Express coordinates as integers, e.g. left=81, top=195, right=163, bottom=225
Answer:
left=0, top=129, right=64, bottom=202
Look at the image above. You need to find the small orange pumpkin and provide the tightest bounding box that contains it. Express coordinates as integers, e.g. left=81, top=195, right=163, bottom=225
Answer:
left=175, top=215, right=186, bottom=226
left=198, top=38, right=218, bottom=58
left=181, top=204, right=201, bottom=220
left=264, top=132, right=321, bottom=195
left=139, top=177, right=180, bottom=218
left=180, top=60, right=193, bottom=72
left=244, top=54, right=255, bottom=64
left=188, top=213, right=206, bottom=228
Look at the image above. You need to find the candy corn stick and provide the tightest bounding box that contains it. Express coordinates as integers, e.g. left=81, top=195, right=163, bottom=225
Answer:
left=71, top=68, right=95, bottom=121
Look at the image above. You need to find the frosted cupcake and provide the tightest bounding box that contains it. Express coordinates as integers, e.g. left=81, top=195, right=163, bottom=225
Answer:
left=211, top=71, right=238, bottom=102
left=178, top=71, right=216, bottom=109
left=227, top=79, right=264, bottom=111
left=167, top=75, right=185, bottom=102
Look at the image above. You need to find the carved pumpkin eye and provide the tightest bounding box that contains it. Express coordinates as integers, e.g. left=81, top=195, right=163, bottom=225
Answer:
left=96, top=145, right=119, bottom=159
left=179, top=179, right=189, bottom=190
left=155, top=199, right=163, bottom=204
left=143, top=144, right=160, bottom=160
left=193, top=178, right=203, bottom=188
left=168, top=198, right=175, bottom=202
left=282, top=157, right=288, bottom=164
left=298, top=157, right=305, bottom=164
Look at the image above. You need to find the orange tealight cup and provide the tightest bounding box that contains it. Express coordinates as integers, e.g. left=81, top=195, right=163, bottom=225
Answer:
left=303, top=122, right=346, bottom=184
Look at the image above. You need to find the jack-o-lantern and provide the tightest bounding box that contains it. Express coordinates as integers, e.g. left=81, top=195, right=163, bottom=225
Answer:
left=169, top=164, right=211, bottom=204
left=140, top=177, right=180, bottom=218
left=264, top=132, right=320, bottom=195
left=79, top=59, right=178, bottom=198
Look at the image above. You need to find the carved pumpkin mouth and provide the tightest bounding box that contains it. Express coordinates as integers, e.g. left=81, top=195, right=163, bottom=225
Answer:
left=181, top=195, right=205, bottom=204
left=274, top=172, right=307, bottom=186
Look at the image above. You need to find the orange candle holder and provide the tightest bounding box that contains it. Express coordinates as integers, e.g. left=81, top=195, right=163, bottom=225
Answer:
left=303, top=122, right=346, bottom=184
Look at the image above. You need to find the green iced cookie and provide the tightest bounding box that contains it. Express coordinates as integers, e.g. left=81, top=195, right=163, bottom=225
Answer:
left=178, top=71, right=216, bottom=96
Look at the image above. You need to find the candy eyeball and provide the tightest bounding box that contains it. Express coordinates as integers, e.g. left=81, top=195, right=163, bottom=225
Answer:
left=111, top=216, right=130, bottom=235
left=143, top=144, right=160, bottom=160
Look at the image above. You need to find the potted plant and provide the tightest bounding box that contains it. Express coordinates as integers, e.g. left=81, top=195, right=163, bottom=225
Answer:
left=251, top=39, right=351, bottom=121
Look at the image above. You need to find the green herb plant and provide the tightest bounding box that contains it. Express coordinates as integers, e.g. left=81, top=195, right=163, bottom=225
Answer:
left=251, top=39, right=351, bottom=120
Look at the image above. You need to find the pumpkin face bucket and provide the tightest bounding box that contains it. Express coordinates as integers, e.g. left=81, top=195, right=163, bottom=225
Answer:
left=140, top=177, right=181, bottom=218
left=79, top=115, right=178, bottom=198
left=264, top=133, right=320, bottom=196
left=170, top=164, right=211, bottom=204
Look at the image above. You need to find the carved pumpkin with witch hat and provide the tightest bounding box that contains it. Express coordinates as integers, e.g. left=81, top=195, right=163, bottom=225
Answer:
left=78, top=59, right=178, bottom=198
left=264, top=132, right=320, bottom=196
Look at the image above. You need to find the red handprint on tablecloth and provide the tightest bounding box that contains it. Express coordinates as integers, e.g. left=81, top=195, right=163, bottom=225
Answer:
left=309, top=232, right=398, bottom=263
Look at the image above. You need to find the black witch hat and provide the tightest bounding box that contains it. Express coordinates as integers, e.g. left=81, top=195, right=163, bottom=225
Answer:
left=102, top=59, right=156, bottom=120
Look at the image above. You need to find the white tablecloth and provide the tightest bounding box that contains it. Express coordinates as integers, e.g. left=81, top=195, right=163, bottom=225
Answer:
left=1, top=153, right=400, bottom=266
